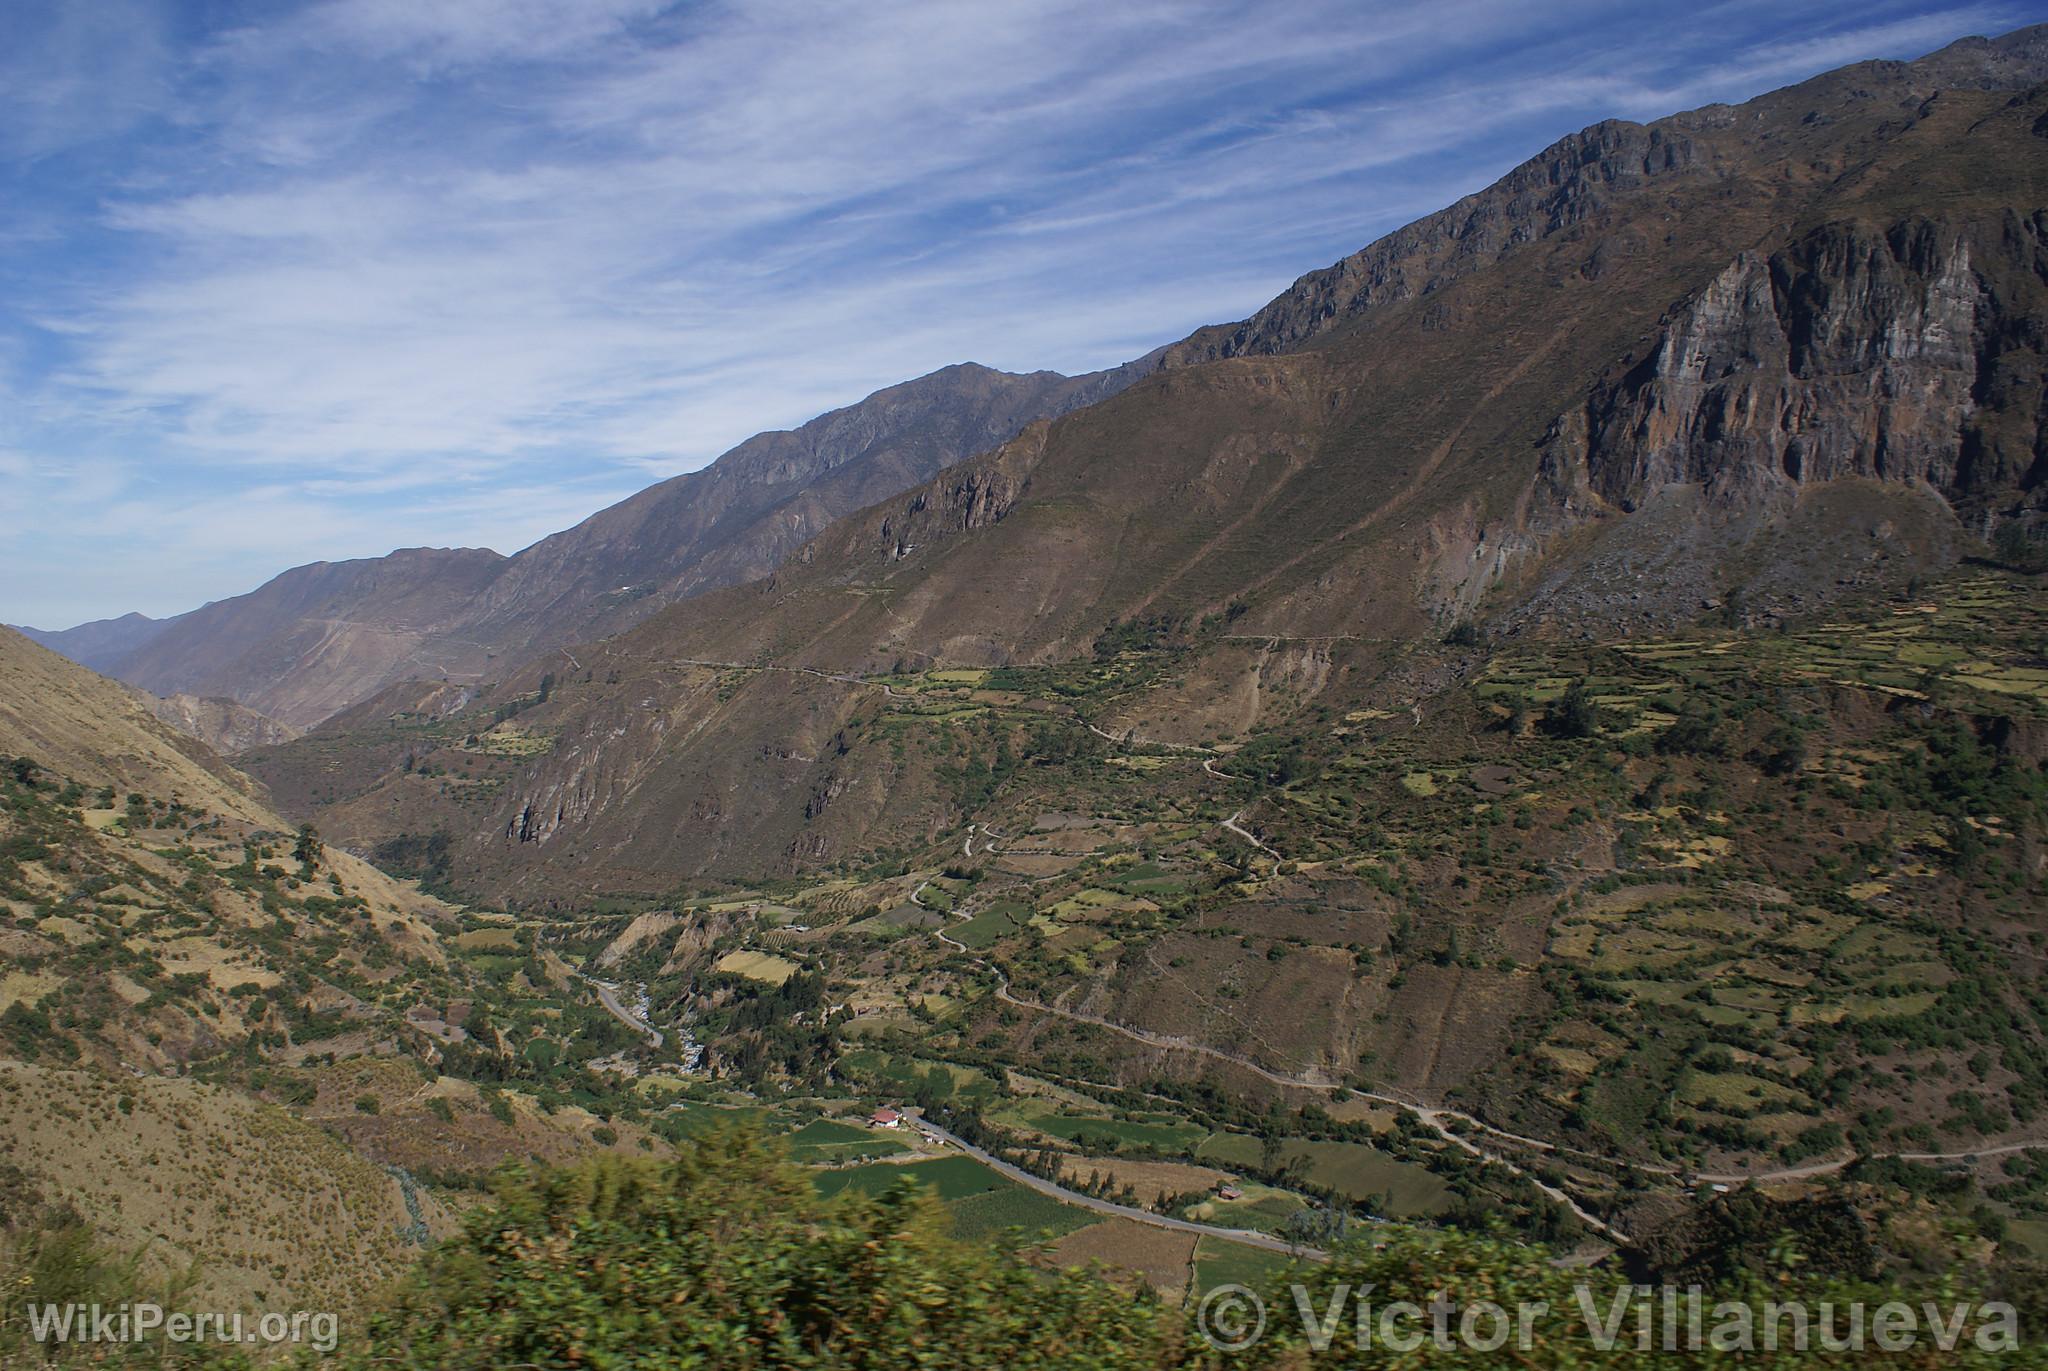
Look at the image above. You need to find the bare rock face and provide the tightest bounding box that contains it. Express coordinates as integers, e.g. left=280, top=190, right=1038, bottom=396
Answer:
left=150, top=693, right=301, bottom=754
left=1541, top=213, right=2046, bottom=517
left=874, top=423, right=1045, bottom=560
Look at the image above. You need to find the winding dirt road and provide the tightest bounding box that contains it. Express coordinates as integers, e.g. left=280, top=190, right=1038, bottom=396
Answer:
left=983, top=974, right=2048, bottom=1220
left=982, top=975, right=1627, bottom=1240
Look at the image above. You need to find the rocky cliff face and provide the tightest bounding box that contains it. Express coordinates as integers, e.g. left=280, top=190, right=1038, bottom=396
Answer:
left=1539, top=212, right=2047, bottom=518
left=149, top=693, right=301, bottom=754
left=1164, top=120, right=1711, bottom=368
left=871, top=424, right=1046, bottom=561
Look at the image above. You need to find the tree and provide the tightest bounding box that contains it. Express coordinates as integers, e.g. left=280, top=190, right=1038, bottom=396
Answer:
left=293, top=823, right=323, bottom=870
left=1656, top=704, right=1723, bottom=757
left=1444, top=621, right=1485, bottom=647
left=1992, top=518, right=2048, bottom=572
left=1543, top=679, right=1600, bottom=739
left=1755, top=724, right=1807, bottom=778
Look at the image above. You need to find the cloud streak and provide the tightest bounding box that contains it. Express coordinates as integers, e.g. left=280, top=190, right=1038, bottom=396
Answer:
left=0, top=0, right=2026, bottom=626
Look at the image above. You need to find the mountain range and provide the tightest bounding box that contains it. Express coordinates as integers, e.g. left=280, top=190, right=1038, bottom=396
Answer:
left=218, top=23, right=2048, bottom=903
left=18, top=357, right=1159, bottom=729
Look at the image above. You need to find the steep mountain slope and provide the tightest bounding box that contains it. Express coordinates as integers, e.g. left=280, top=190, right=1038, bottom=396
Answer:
left=1161, top=23, right=2048, bottom=371
left=253, top=24, right=2048, bottom=905
left=0, top=625, right=284, bottom=827
left=0, top=624, right=450, bottom=938
left=0, top=627, right=684, bottom=1318
left=454, top=358, right=1162, bottom=658
left=95, top=359, right=1157, bottom=729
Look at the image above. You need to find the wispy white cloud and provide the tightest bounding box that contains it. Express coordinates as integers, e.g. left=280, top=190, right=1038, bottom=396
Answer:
left=0, top=0, right=2025, bottom=625
left=0, top=1, right=174, bottom=159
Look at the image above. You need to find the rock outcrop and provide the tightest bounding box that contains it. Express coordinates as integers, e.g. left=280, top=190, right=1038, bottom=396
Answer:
left=1540, top=212, right=2047, bottom=517
left=150, top=693, right=301, bottom=754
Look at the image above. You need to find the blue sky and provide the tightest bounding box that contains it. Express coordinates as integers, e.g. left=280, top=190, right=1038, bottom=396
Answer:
left=2, top=0, right=2036, bottom=627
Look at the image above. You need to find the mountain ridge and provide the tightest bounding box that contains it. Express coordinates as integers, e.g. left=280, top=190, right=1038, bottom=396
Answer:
left=1161, top=24, right=2048, bottom=373
left=37, top=26, right=2048, bottom=733
left=13, top=609, right=188, bottom=677
left=53, top=358, right=1159, bottom=728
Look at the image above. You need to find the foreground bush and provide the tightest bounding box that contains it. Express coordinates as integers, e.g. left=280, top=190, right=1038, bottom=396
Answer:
left=342, top=1125, right=1185, bottom=1369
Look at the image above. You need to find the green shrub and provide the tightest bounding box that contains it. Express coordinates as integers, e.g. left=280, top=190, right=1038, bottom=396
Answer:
left=341, top=1125, right=1178, bottom=1369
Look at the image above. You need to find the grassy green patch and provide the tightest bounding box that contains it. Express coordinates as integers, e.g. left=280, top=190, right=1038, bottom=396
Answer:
left=950, top=901, right=1032, bottom=948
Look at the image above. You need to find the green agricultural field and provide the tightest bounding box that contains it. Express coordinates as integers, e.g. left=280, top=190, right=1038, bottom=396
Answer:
left=1676, top=1069, right=1812, bottom=1113
left=787, top=1117, right=910, bottom=1164
left=1194, top=1132, right=1265, bottom=1168
left=1193, top=1237, right=1298, bottom=1296
left=946, top=1184, right=1095, bottom=1242
left=656, top=1100, right=780, bottom=1138
left=1280, top=1141, right=1452, bottom=1216
left=1102, top=862, right=1194, bottom=896
left=810, top=1154, right=1091, bottom=1241
left=813, top=1155, right=1006, bottom=1203
left=1048, top=887, right=1152, bottom=919
left=1187, top=1134, right=1448, bottom=1217
left=950, top=901, right=1031, bottom=948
